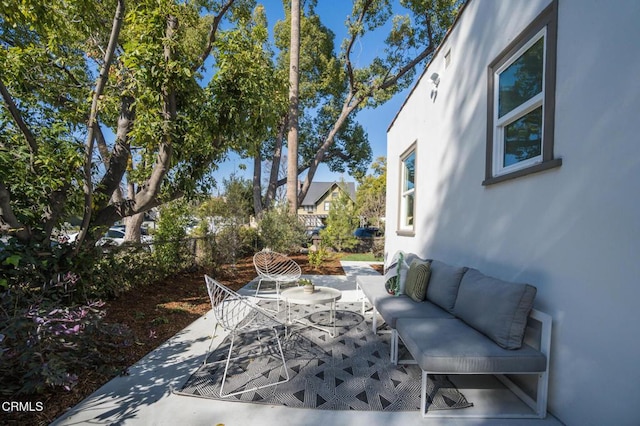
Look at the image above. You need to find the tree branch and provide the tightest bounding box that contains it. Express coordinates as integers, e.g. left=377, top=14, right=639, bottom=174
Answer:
left=192, top=0, right=235, bottom=72
left=0, top=77, right=39, bottom=160
left=379, top=44, right=435, bottom=91
left=134, top=14, right=178, bottom=209
left=0, top=182, right=30, bottom=241
left=344, top=0, right=373, bottom=95
left=76, top=0, right=125, bottom=251
left=94, top=95, right=134, bottom=207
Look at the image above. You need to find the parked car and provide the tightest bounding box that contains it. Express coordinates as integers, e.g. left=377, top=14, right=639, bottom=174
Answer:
left=353, top=227, right=383, bottom=238
left=306, top=225, right=326, bottom=238
left=97, top=227, right=153, bottom=247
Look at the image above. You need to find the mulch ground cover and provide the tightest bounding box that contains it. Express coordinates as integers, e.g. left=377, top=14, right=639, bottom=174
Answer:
left=4, top=253, right=349, bottom=425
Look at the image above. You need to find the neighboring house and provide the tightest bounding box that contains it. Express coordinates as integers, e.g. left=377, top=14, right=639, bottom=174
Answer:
left=298, top=181, right=356, bottom=226
left=385, top=1, right=640, bottom=425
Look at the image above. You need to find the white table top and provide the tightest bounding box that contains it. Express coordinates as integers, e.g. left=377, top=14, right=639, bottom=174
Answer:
left=280, top=286, right=342, bottom=305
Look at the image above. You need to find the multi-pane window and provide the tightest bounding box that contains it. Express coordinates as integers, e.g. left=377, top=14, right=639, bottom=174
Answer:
left=485, top=1, right=561, bottom=184
left=494, top=31, right=545, bottom=173
left=399, top=145, right=416, bottom=233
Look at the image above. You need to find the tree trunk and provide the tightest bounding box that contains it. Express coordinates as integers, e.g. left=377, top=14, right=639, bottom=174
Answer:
left=265, top=120, right=285, bottom=209
left=286, top=0, right=300, bottom=215
left=0, top=182, right=30, bottom=241
left=252, top=153, right=263, bottom=217
left=124, top=212, right=144, bottom=242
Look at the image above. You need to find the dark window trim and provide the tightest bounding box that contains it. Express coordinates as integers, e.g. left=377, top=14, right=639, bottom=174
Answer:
left=397, top=142, right=417, bottom=237
left=484, top=0, right=561, bottom=186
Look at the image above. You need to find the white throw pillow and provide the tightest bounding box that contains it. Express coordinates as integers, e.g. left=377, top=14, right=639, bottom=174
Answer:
left=384, top=251, right=409, bottom=296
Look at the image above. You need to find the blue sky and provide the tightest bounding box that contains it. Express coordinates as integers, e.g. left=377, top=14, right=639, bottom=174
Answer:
left=215, top=0, right=413, bottom=186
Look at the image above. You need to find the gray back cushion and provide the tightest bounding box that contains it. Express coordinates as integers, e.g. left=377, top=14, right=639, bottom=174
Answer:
left=425, top=260, right=468, bottom=312
left=453, top=268, right=537, bottom=350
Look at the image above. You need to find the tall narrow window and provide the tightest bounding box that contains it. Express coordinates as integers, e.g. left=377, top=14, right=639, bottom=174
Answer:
left=485, top=1, right=561, bottom=185
left=398, top=144, right=416, bottom=235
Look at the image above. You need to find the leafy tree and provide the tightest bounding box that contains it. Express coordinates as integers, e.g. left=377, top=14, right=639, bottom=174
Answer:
left=153, top=200, right=191, bottom=273
left=258, top=204, right=306, bottom=254
left=321, top=182, right=359, bottom=252
left=197, top=174, right=257, bottom=263
left=0, top=0, right=281, bottom=249
left=356, top=157, right=387, bottom=229
left=252, top=2, right=372, bottom=215
left=266, top=0, right=462, bottom=206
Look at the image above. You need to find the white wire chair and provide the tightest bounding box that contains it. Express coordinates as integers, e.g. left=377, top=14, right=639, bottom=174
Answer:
left=252, top=250, right=302, bottom=305
left=203, top=275, right=290, bottom=398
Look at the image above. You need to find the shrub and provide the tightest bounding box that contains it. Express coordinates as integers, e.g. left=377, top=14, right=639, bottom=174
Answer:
left=153, top=201, right=192, bottom=274
left=88, top=247, right=163, bottom=298
left=258, top=206, right=306, bottom=254
left=308, top=246, right=329, bottom=270
left=321, top=188, right=359, bottom=252
left=0, top=272, right=132, bottom=396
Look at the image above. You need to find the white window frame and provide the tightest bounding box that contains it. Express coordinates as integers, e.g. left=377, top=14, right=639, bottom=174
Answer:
left=492, top=28, right=546, bottom=177
left=398, top=143, right=416, bottom=235
left=484, top=0, right=561, bottom=186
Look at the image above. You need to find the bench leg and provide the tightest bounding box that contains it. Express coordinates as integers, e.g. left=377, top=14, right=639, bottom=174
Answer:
left=372, top=306, right=378, bottom=333
left=421, top=370, right=428, bottom=417
left=537, top=370, right=549, bottom=418
left=390, top=329, right=398, bottom=365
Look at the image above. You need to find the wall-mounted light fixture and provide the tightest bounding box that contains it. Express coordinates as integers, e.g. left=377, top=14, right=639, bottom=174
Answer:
left=429, top=72, right=440, bottom=87
left=429, top=72, right=440, bottom=101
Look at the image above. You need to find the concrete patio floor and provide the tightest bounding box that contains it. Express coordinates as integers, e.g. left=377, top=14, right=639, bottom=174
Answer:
left=51, top=262, right=563, bottom=426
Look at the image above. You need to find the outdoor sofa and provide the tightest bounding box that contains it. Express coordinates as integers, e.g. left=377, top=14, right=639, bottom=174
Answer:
left=356, top=257, right=551, bottom=418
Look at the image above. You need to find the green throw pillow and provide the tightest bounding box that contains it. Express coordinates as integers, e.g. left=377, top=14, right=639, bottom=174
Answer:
left=405, top=259, right=432, bottom=302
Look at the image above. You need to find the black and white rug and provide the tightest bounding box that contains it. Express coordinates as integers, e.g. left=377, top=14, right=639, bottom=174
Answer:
left=176, top=302, right=472, bottom=412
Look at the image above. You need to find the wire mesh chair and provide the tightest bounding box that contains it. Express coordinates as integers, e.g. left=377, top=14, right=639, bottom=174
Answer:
left=203, top=275, right=290, bottom=398
left=252, top=250, right=302, bottom=306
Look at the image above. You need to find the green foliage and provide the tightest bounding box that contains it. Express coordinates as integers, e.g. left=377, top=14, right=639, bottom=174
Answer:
left=88, top=248, right=164, bottom=298
left=356, top=156, right=387, bottom=229
left=347, top=0, right=463, bottom=108
left=340, top=252, right=383, bottom=262
left=258, top=205, right=306, bottom=254
left=0, top=242, right=135, bottom=395
left=321, top=183, right=359, bottom=252
left=0, top=237, right=78, bottom=297
left=272, top=4, right=372, bottom=179
left=308, top=246, right=328, bottom=270
left=0, top=0, right=274, bottom=246
left=153, top=200, right=192, bottom=273
left=195, top=174, right=259, bottom=265
left=201, top=174, right=254, bottom=224
left=0, top=295, right=132, bottom=395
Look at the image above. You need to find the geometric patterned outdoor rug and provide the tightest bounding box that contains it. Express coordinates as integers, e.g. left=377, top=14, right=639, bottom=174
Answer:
left=176, top=302, right=472, bottom=412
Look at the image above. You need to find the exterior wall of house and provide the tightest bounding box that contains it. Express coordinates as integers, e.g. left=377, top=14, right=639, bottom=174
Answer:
left=385, top=1, right=640, bottom=424
left=297, top=184, right=352, bottom=216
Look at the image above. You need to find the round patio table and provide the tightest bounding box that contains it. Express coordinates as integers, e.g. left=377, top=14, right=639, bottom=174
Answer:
left=280, top=286, right=342, bottom=337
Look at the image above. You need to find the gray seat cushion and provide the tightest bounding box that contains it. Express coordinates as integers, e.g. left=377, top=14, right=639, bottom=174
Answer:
left=377, top=297, right=454, bottom=328
left=425, top=260, right=468, bottom=312
left=357, top=275, right=388, bottom=305
left=453, top=268, right=537, bottom=349
left=396, top=317, right=547, bottom=373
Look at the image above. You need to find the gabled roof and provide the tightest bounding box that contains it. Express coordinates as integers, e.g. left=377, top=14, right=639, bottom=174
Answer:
left=300, top=181, right=356, bottom=206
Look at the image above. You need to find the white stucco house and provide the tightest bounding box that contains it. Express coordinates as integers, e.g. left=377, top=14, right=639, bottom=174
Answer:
left=384, top=0, right=640, bottom=425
